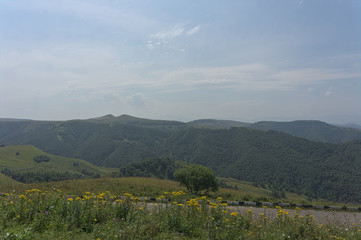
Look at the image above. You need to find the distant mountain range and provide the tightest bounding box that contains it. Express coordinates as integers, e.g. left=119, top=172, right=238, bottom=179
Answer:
left=1, top=114, right=361, bottom=203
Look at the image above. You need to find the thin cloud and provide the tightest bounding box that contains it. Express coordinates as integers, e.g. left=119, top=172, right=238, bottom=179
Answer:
left=151, top=23, right=200, bottom=40
left=187, top=26, right=200, bottom=35
left=152, top=24, right=185, bottom=40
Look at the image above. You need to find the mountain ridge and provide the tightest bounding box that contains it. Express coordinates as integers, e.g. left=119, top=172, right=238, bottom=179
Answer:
left=1, top=115, right=361, bottom=202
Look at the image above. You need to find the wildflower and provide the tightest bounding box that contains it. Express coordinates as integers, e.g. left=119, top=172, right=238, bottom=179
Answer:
left=230, top=212, right=238, bottom=216
left=67, top=198, right=73, bottom=202
left=247, top=209, right=253, bottom=213
left=19, top=195, right=27, bottom=200
left=139, top=207, right=143, bottom=210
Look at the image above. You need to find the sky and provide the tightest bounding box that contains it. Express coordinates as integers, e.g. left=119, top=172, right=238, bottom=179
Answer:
left=1, top=0, right=360, bottom=124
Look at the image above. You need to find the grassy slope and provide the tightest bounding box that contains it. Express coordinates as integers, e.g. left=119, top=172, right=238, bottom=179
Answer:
left=0, top=145, right=116, bottom=175
left=4, top=176, right=319, bottom=204
left=0, top=172, right=23, bottom=187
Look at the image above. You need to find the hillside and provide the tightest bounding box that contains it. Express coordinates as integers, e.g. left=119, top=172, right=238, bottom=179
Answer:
left=0, top=172, right=22, bottom=186
left=1, top=116, right=361, bottom=202
left=188, top=119, right=251, bottom=129
left=165, top=128, right=361, bottom=202
left=250, top=120, right=361, bottom=143
left=0, top=145, right=116, bottom=183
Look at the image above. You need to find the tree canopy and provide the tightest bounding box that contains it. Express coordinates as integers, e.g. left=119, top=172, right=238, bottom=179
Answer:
left=174, top=164, right=218, bottom=195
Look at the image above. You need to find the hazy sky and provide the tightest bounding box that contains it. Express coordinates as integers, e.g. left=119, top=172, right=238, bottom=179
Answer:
left=1, top=0, right=360, bottom=124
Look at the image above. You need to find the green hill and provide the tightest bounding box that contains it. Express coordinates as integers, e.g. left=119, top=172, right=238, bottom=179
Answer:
left=0, top=145, right=116, bottom=183
left=0, top=172, right=23, bottom=186
left=165, top=128, right=361, bottom=203
left=188, top=119, right=251, bottom=129
left=250, top=120, right=361, bottom=143
left=1, top=116, right=361, bottom=203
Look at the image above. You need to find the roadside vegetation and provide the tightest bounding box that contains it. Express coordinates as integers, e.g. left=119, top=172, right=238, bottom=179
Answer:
left=0, top=188, right=359, bottom=239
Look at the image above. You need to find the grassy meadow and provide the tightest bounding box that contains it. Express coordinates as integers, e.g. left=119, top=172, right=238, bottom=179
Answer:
left=0, top=145, right=116, bottom=176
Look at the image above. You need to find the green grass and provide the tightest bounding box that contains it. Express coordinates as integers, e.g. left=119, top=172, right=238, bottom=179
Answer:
left=0, top=145, right=117, bottom=176
left=0, top=173, right=22, bottom=187
left=0, top=189, right=359, bottom=239
left=1, top=177, right=337, bottom=207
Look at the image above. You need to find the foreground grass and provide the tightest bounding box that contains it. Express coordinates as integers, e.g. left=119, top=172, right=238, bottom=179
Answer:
left=0, top=189, right=360, bottom=240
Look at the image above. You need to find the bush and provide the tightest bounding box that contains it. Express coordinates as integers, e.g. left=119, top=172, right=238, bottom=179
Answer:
left=33, top=155, right=50, bottom=163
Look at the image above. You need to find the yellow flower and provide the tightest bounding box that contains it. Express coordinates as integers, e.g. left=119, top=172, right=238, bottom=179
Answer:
left=247, top=209, right=253, bottom=213
left=67, top=198, right=73, bottom=202
left=19, top=195, right=27, bottom=200
left=230, top=212, right=238, bottom=216
left=139, top=207, right=143, bottom=210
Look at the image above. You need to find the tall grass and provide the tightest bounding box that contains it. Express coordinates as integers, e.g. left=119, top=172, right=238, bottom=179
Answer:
left=0, top=189, right=359, bottom=239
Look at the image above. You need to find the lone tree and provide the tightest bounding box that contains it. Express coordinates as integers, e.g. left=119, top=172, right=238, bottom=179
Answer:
left=174, top=164, right=218, bottom=195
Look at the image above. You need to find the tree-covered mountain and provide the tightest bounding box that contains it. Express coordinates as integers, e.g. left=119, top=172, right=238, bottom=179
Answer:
left=250, top=120, right=361, bottom=143
left=165, top=128, right=361, bottom=203
left=187, top=119, right=361, bottom=143
left=188, top=119, right=251, bottom=129
left=1, top=115, right=361, bottom=202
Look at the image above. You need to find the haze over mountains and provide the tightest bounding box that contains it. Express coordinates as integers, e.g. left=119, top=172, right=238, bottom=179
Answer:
left=1, top=114, right=361, bottom=203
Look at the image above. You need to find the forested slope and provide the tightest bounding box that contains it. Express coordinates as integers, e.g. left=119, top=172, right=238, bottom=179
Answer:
left=1, top=116, right=361, bottom=202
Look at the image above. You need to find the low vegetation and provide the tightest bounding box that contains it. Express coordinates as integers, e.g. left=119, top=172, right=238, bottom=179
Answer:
left=0, top=145, right=116, bottom=184
left=0, top=188, right=359, bottom=239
